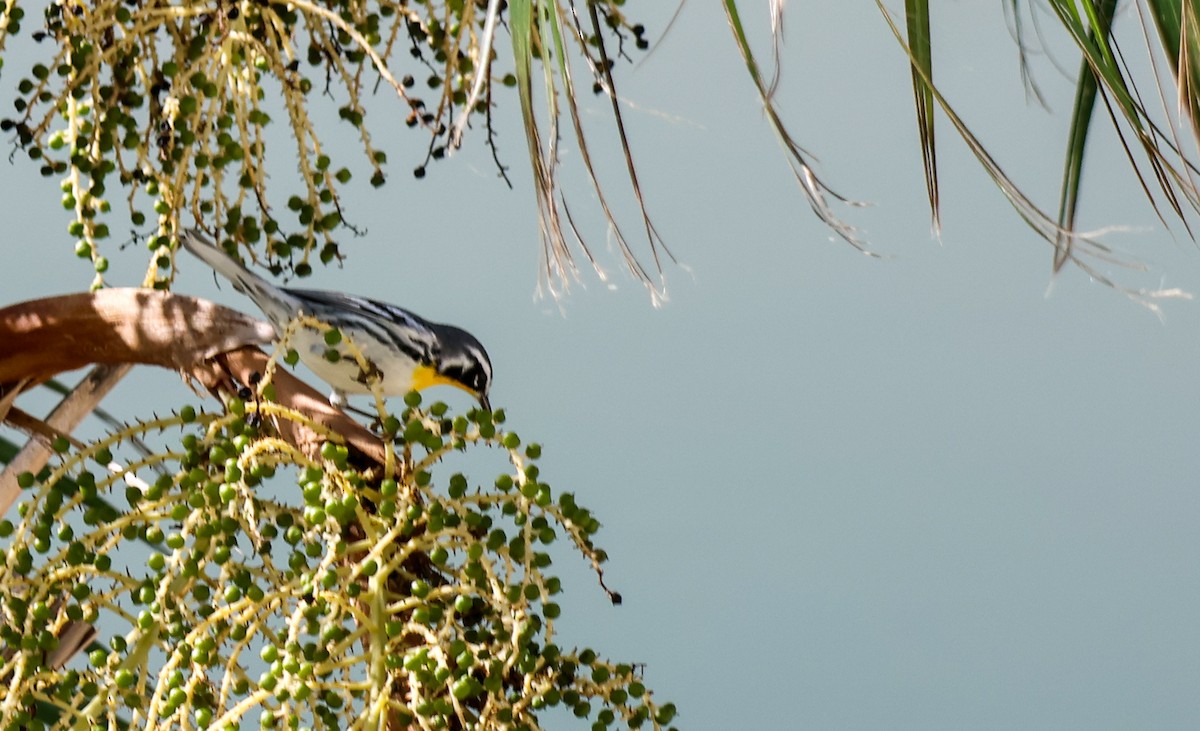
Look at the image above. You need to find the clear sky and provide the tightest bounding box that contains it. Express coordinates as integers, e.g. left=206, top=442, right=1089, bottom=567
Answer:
left=3, top=3, right=1200, bottom=730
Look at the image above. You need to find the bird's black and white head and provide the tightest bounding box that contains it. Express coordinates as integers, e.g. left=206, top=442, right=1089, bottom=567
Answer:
left=414, top=324, right=493, bottom=411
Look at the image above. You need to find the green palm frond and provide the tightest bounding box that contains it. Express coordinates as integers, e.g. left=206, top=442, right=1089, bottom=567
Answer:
left=717, top=0, right=1200, bottom=299
left=1047, top=0, right=1200, bottom=267
left=875, top=3, right=1106, bottom=266
left=905, top=0, right=939, bottom=234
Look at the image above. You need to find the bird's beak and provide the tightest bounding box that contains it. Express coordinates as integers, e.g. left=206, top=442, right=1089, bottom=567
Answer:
left=479, top=394, right=491, bottom=412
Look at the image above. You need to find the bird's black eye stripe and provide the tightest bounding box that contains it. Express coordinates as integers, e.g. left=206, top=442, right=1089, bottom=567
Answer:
left=467, top=345, right=492, bottom=385
left=440, top=361, right=466, bottom=383
left=439, top=351, right=490, bottom=393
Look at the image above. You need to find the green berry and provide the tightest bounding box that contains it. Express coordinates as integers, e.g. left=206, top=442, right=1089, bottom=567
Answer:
left=655, top=703, right=678, bottom=724
left=451, top=677, right=481, bottom=700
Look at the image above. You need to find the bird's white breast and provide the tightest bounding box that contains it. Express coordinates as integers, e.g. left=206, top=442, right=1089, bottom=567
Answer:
left=287, top=326, right=420, bottom=397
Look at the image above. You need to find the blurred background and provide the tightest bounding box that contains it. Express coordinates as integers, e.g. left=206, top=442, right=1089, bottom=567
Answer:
left=3, top=2, right=1199, bottom=729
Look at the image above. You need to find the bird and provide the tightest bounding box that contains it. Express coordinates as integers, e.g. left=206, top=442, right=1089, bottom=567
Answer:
left=178, top=229, right=492, bottom=411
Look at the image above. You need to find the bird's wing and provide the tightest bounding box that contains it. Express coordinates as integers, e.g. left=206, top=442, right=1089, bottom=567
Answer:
left=284, top=288, right=440, bottom=362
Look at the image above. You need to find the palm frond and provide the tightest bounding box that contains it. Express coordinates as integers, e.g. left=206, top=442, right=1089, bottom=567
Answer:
left=723, top=0, right=873, bottom=255
left=1045, top=0, right=1200, bottom=269
left=1056, top=0, right=1117, bottom=270
left=507, top=0, right=670, bottom=301
left=877, top=2, right=1149, bottom=285
left=905, top=0, right=939, bottom=235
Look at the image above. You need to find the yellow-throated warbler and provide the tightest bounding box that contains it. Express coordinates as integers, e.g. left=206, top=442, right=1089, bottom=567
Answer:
left=179, top=230, right=492, bottom=410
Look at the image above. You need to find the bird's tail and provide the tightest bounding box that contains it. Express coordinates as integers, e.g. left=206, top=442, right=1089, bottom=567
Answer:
left=179, top=229, right=294, bottom=327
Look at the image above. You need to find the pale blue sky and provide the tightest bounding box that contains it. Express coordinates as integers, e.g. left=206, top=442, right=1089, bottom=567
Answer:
left=3, top=3, right=1200, bottom=729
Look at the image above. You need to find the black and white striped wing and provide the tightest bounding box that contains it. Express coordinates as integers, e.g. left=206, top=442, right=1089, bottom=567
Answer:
left=283, top=288, right=441, bottom=364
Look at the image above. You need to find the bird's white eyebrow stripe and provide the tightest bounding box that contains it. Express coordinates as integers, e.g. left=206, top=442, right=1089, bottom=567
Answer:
left=470, top=346, right=492, bottom=380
